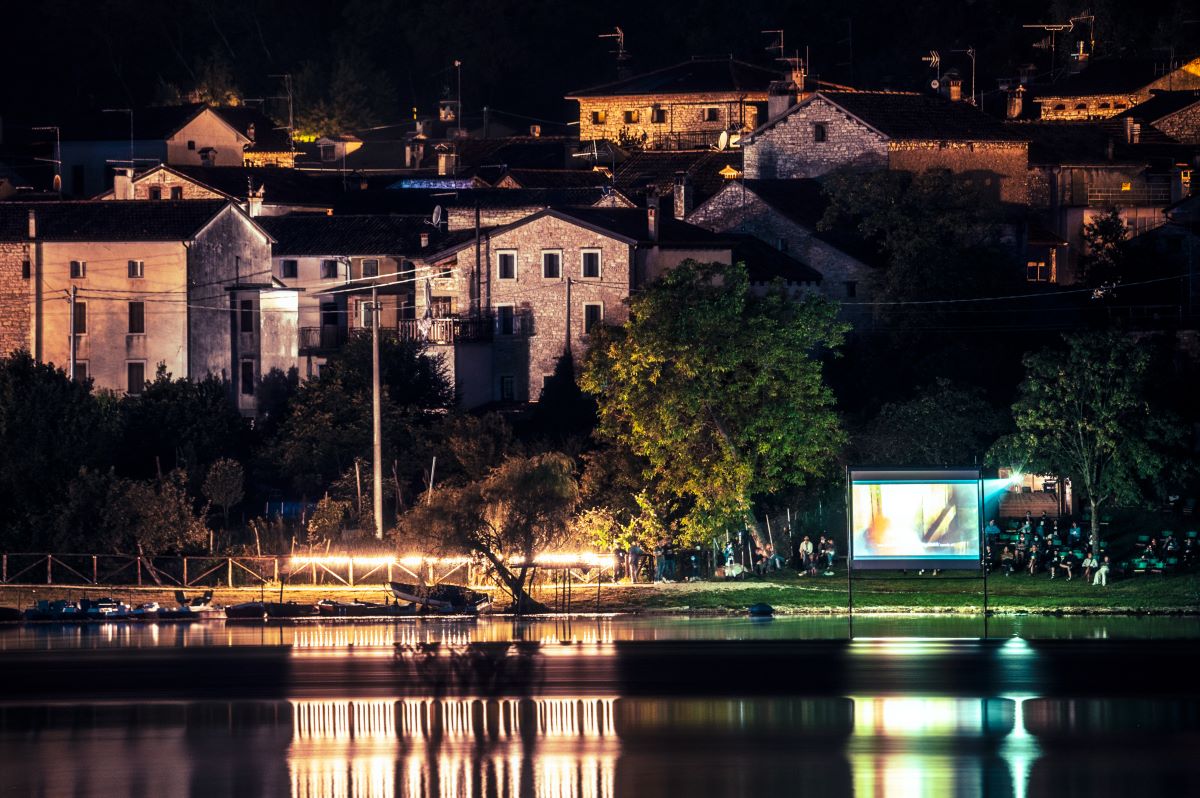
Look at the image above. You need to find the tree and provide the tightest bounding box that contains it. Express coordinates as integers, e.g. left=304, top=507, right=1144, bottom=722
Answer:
left=989, top=332, right=1183, bottom=552
left=398, top=453, right=579, bottom=613
left=1080, top=207, right=1130, bottom=289
left=203, top=458, right=245, bottom=529
left=855, top=378, right=1009, bottom=467
left=579, top=260, right=847, bottom=544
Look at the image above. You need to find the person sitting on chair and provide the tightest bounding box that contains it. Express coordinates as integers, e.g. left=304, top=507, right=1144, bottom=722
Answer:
left=1000, top=546, right=1015, bottom=576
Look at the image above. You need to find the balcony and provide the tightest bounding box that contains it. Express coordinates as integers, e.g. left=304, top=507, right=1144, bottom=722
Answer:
left=299, top=325, right=347, bottom=354
left=396, top=312, right=533, bottom=344
left=1086, top=185, right=1171, bottom=207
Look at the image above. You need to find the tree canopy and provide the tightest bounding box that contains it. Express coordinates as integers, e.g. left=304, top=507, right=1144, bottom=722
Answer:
left=580, top=260, right=847, bottom=543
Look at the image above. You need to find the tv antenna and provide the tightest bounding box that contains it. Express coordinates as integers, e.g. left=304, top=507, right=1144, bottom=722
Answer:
left=1023, top=14, right=1094, bottom=76
left=921, top=50, right=942, bottom=82
left=951, top=47, right=977, bottom=105
left=599, top=27, right=631, bottom=77
left=763, top=29, right=806, bottom=81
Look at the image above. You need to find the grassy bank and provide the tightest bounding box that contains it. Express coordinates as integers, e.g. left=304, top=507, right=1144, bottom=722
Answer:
left=0, top=569, right=1196, bottom=616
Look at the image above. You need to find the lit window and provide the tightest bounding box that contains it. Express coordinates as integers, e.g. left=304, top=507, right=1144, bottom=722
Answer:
left=624, top=110, right=640, bottom=124
left=582, top=250, right=601, bottom=279
left=542, top=250, right=561, bottom=279
left=591, top=110, right=607, bottom=125
left=1026, top=260, right=1052, bottom=282
left=128, top=301, right=145, bottom=334
left=70, top=260, right=86, bottom=279
left=281, top=259, right=298, bottom=279
left=813, top=123, right=828, bottom=143
left=127, top=362, right=145, bottom=395
left=497, top=251, right=517, bottom=280
left=128, top=260, right=144, bottom=278
left=583, top=302, right=604, bottom=334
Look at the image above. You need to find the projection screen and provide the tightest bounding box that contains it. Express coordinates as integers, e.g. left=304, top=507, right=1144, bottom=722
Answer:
left=848, top=468, right=983, bottom=571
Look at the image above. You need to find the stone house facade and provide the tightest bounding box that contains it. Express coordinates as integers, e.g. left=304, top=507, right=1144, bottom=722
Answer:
left=1034, top=57, right=1200, bottom=121
left=743, top=91, right=1030, bottom=205
left=0, top=201, right=291, bottom=413
left=0, top=240, right=29, bottom=356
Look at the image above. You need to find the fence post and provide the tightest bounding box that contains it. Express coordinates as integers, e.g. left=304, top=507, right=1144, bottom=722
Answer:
left=227, top=558, right=233, bottom=588
left=137, top=556, right=142, bottom=586
left=273, top=557, right=278, bottom=584
left=182, top=558, right=188, bottom=587
left=348, top=559, right=354, bottom=587
left=387, top=561, right=392, bottom=584
left=2, top=554, right=6, bottom=583
left=47, top=555, right=52, bottom=585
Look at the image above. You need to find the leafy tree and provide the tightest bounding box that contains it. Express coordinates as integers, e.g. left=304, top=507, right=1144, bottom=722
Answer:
left=580, top=260, right=847, bottom=544
left=203, top=458, right=245, bottom=529
left=105, top=471, right=209, bottom=558
left=819, top=168, right=1019, bottom=308
left=0, top=352, right=120, bottom=547
left=989, top=332, right=1184, bottom=551
left=398, top=452, right=579, bottom=612
left=307, top=495, right=352, bottom=547
left=1080, top=207, right=1130, bottom=289
left=855, top=378, right=1009, bottom=466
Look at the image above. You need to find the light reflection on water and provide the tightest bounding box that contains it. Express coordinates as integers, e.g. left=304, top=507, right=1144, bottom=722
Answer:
left=5, top=694, right=1196, bottom=797
left=3, top=613, right=1199, bottom=651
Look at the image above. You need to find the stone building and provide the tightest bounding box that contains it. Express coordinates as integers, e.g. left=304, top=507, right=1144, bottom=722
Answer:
left=686, top=178, right=876, bottom=308
left=1032, top=57, right=1200, bottom=121
left=1112, top=90, right=1200, bottom=146
left=95, top=164, right=335, bottom=216
left=0, top=200, right=293, bottom=414
left=566, top=58, right=785, bottom=150
left=744, top=91, right=1031, bottom=205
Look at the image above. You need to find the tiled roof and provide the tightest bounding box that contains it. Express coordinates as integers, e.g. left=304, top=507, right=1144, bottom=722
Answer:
left=549, top=205, right=732, bottom=246
left=567, top=58, right=782, bottom=98
left=1033, top=59, right=1182, bottom=99
left=614, top=150, right=743, bottom=203
left=258, top=214, right=432, bottom=256
left=796, top=91, right=1027, bottom=142
left=0, top=200, right=234, bottom=241
left=497, top=169, right=612, bottom=189
left=57, top=104, right=209, bottom=141
left=730, top=234, right=822, bottom=284
left=1114, top=90, right=1200, bottom=123
left=167, top=165, right=337, bottom=206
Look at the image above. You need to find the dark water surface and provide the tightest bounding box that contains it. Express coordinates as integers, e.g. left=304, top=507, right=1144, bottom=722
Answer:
left=0, top=617, right=1197, bottom=797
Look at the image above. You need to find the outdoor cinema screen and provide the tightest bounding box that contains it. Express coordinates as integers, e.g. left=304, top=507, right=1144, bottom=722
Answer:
left=848, top=468, right=982, bottom=570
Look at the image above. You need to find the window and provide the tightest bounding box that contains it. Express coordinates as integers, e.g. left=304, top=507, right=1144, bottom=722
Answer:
left=703, top=108, right=720, bottom=122
left=21, top=259, right=30, bottom=279
left=1075, top=103, right=1087, bottom=110
left=777, top=238, right=789, bottom=253
left=238, top=361, right=255, bottom=396
left=319, top=143, right=336, bottom=162
left=590, top=110, right=607, bottom=125
left=70, top=260, right=86, bottom=279
left=430, top=296, right=453, bottom=317
left=583, top=303, right=604, bottom=334
left=321, top=259, right=338, bottom=279
left=128, top=259, right=144, bottom=278
left=127, top=362, right=146, bottom=395
left=240, top=299, right=254, bottom=333
left=499, top=375, right=515, bottom=401
left=542, top=250, right=561, bottom=279
left=281, top=259, right=298, bottom=279
left=1026, top=260, right=1051, bottom=282
left=1114, top=102, right=1127, bottom=109
left=356, top=299, right=373, bottom=328
left=496, top=305, right=515, bottom=335
left=73, top=301, right=87, bottom=334
left=813, top=123, right=828, bottom=143
left=75, top=362, right=88, bottom=383
left=187, top=140, right=196, bottom=151
left=497, top=251, right=517, bottom=280
left=362, top=258, right=380, bottom=278
left=128, top=301, right=145, bottom=334
left=320, top=302, right=339, bottom=326
left=1099, top=102, right=1111, bottom=109
left=651, top=108, right=667, bottom=124
left=1053, top=104, right=1066, bottom=111
left=148, top=186, right=162, bottom=200
left=844, top=281, right=857, bottom=299
left=623, top=110, right=640, bottom=124
left=581, top=250, right=601, bottom=279
left=170, top=186, right=183, bottom=200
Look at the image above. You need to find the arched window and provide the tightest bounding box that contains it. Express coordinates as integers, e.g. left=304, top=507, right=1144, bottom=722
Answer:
left=1053, top=104, right=1066, bottom=111
left=1075, top=103, right=1087, bottom=110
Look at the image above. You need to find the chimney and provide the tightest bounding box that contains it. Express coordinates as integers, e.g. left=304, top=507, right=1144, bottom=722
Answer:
left=673, top=171, right=693, bottom=220
left=27, top=209, right=36, bottom=239
left=1170, top=168, right=1189, bottom=203
left=113, top=168, right=134, bottom=200
left=947, top=75, right=963, bottom=102
left=646, top=191, right=660, bottom=242
left=1006, top=86, right=1025, bottom=119
left=1018, top=64, right=1037, bottom=85
left=246, top=122, right=256, bottom=142
left=247, top=184, right=265, bottom=217
left=529, top=124, right=542, bottom=138
left=419, top=232, right=431, bottom=248
left=1124, top=117, right=1141, bottom=145
left=767, top=79, right=798, bottom=121
left=437, top=150, right=458, bottom=176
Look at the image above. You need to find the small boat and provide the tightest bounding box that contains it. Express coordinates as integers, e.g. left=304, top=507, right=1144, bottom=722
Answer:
left=24, top=598, right=131, bottom=622
left=316, top=598, right=416, bottom=618
left=80, top=597, right=131, bottom=620
left=24, top=600, right=83, bottom=622
left=0, top=606, right=23, bottom=623
left=224, top=600, right=319, bottom=620
left=387, top=582, right=490, bottom=614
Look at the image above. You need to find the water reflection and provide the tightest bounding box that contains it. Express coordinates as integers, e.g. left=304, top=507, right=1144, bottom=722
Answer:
left=3, top=695, right=1197, bottom=797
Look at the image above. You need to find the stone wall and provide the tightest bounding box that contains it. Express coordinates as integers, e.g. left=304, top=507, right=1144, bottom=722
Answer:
left=686, top=184, right=875, bottom=306
left=887, top=141, right=1030, bottom=204
left=573, top=92, right=764, bottom=146
left=0, top=242, right=30, bottom=355
left=1036, top=93, right=1139, bottom=121
left=1154, top=103, right=1200, bottom=144
left=743, top=96, right=888, bottom=179
left=128, top=171, right=225, bottom=201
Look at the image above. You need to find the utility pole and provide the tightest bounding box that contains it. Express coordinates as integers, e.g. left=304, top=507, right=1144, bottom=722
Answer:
left=32, top=126, right=61, bottom=193
left=68, top=285, right=77, bottom=380
left=454, top=60, right=463, bottom=138
left=371, top=286, right=384, bottom=540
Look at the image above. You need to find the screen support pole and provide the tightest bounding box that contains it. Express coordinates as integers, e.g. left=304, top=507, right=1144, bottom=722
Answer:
left=846, top=468, right=854, bottom=639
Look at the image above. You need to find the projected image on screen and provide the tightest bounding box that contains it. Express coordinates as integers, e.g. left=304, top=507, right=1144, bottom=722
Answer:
left=849, top=469, right=981, bottom=570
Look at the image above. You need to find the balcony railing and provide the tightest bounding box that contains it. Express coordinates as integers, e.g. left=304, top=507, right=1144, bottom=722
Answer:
left=1087, top=185, right=1171, bottom=207
left=299, top=325, right=347, bottom=353
left=396, top=312, right=533, bottom=344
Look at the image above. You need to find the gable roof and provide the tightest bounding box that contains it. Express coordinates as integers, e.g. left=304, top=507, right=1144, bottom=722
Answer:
left=257, top=214, right=432, bottom=257
left=1113, top=90, right=1200, bottom=123
left=0, top=199, right=257, bottom=241
left=211, top=107, right=293, bottom=153
left=614, top=149, right=743, bottom=203
left=497, top=169, right=613, bottom=189
left=57, top=105, right=210, bottom=141
left=567, top=57, right=782, bottom=98
left=1033, top=57, right=1198, bottom=99
left=756, top=91, right=1026, bottom=143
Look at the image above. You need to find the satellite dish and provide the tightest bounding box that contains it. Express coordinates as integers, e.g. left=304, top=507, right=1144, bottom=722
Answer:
left=717, top=130, right=729, bottom=151
left=430, top=205, right=443, bottom=227
left=930, top=79, right=941, bottom=90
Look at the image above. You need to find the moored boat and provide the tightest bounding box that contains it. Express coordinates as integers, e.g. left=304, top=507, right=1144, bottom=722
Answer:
left=316, top=598, right=416, bottom=618
left=387, top=582, right=491, bottom=614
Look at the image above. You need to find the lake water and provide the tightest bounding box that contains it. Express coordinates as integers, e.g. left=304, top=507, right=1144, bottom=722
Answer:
left=1, top=616, right=1197, bottom=797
